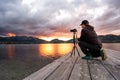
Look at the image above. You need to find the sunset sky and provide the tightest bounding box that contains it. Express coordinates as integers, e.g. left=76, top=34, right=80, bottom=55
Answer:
left=0, top=0, right=120, bottom=41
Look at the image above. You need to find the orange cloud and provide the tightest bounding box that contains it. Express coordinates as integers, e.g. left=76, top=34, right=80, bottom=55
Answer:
left=6, top=33, right=16, bottom=37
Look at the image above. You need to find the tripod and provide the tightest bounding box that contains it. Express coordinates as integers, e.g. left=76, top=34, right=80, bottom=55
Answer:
left=70, top=31, right=80, bottom=57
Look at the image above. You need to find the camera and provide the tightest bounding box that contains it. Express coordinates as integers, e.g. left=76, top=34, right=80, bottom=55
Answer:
left=70, top=29, right=77, bottom=32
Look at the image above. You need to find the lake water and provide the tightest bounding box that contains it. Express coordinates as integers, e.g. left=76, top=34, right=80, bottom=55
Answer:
left=0, top=43, right=120, bottom=60
left=0, top=43, right=119, bottom=80
left=0, top=44, right=73, bottom=60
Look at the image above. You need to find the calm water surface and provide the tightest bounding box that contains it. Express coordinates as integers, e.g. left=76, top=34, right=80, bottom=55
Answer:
left=0, top=43, right=119, bottom=80
left=0, top=43, right=119, bottom=60
left=0, top=44, right=73, bottom=60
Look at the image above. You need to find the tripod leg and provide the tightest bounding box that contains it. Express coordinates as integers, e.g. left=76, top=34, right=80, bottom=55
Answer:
left=70, top=51, right=72, bottom=57
left=74, top=47, right=75, bottom=56
left=70, top=47, right=74, bottom=57
left=75, top=46, right=80, bottom=56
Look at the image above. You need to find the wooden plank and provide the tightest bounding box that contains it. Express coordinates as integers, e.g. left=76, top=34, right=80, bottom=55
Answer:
left=107, top=54, right=120, bottom=65
left=105, top=49, right=120, bottom=60
left=23, top=61, right=61, bottom=80
left=45, top=62, right=68, bottom=80
left=58, top=57, right=77, bottom=80
left=69, top=58, right=91, bottom=80
left=104, top=49, right=120, bottom=66
left=45, top=57, right=77, bottom=80
left=88, top=60, right=116, bottom=80
left=101, top=60, right=120, bottom=80
left=100, top=50, right=120, bottom=80
left=23, top=48, right=120, bottom=80
left=23, top=53, right=70, bottom=80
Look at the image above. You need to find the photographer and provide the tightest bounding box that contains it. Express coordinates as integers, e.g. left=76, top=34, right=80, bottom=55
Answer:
left=78, top=20, right=107, bottom=60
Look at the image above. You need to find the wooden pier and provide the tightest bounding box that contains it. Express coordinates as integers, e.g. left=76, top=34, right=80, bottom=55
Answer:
left=23, top=48, right=120, bottom=80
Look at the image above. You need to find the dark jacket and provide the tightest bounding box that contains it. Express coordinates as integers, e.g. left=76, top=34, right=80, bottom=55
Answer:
left=78, top=25, right=102, bottom=48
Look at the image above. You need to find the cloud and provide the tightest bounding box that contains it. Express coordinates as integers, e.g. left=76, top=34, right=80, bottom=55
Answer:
left=94, top=0, right=120, bottom=35
left=0, top=0, right=120, bottom=38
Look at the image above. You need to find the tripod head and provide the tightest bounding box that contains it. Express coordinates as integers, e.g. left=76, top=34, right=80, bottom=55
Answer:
left=70, top=29, right=77, bottom=32
left=70, top=29, right=78, bottom=45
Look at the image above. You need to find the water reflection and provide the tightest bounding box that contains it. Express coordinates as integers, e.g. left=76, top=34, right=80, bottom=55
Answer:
left=7, top=45, right=15, bottom=59
left=39, top=44, right=73, bottom=57
left=39, top=44, right=55, bottom=57
left=57, top=44, right=73, bottom=55
left=1, top=43, right=119, bottom=60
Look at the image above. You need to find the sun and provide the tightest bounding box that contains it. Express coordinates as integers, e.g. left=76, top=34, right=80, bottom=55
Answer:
left=38, top=36, right=72, bottom=41
left=40, top=37, right=56, bottom=41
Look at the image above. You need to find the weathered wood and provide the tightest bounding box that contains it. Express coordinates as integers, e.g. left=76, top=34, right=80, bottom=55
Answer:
left=101, top=60, right=120, bottom=80
left=88, top=60, right=115, bottom=80
left=59, top=57, right=77, bottom=80
left=100, top=49, right=120, bottom=80
left=45, top=57, right=77, bottom=80
left=69, top=58, right=91, bottom=80
left=105, top=49, right=120, bottom=60
left=23, top=48, right=120, bottom=80
left=23, top=53, right=70, bottom=80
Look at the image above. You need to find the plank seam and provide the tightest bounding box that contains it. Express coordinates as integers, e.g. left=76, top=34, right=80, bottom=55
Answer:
left=68, top=57, right=78, bottom=80
left=44, top=56, right=70, bottom=80
left=100, top=61, right=118, bottom=80
left=87, top=60, right=93, bottom=80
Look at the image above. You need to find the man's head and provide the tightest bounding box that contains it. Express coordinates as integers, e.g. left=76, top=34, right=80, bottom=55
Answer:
left=80, top=20, right=89, bottom=28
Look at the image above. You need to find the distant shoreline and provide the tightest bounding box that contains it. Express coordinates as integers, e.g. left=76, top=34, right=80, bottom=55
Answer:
left=0, top=42, right=120, bottom=44
left=0, top=34, right=120, bottom=44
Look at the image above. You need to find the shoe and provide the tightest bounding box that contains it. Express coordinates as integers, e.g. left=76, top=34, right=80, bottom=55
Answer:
left=100, top=49, right=107, bottom=60
left=82, top=55, right=93, bottom=60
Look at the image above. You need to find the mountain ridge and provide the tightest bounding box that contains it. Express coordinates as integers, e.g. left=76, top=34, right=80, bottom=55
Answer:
left=0, top=34, right=120, bottom=44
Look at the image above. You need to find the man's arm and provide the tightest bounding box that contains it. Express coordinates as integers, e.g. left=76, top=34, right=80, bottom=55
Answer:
left=78, top=29, right=86, bottom=41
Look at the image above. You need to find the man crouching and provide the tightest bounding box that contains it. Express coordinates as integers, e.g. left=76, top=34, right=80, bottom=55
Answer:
left=78, top=20, right=107, bottom=60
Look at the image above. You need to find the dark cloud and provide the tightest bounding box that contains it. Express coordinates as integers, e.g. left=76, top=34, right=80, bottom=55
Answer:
left=94, top=0, right=120, bottom=35
left=0, top=0, right=120, bottom=38
left=105, top=0, right=120, bottom=8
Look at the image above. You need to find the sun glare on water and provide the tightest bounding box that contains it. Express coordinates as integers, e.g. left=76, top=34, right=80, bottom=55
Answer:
left=38, top=44, right=73, bottom=57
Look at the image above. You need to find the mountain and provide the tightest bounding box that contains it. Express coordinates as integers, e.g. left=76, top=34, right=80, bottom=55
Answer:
left=66, top=39, right=73, bottom=43
left=99, top=34, right=120, bottom=43
left=66, top=34, right=120, bottom=43
left=0, top=36, right=47, bottom=44
left=50, top=39, right=66, bottom=43
left=0, top=34, right=120, bottom=44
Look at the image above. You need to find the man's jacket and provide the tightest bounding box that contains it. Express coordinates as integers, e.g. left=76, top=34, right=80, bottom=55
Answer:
left=78, top=25, right=102, bottom=48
